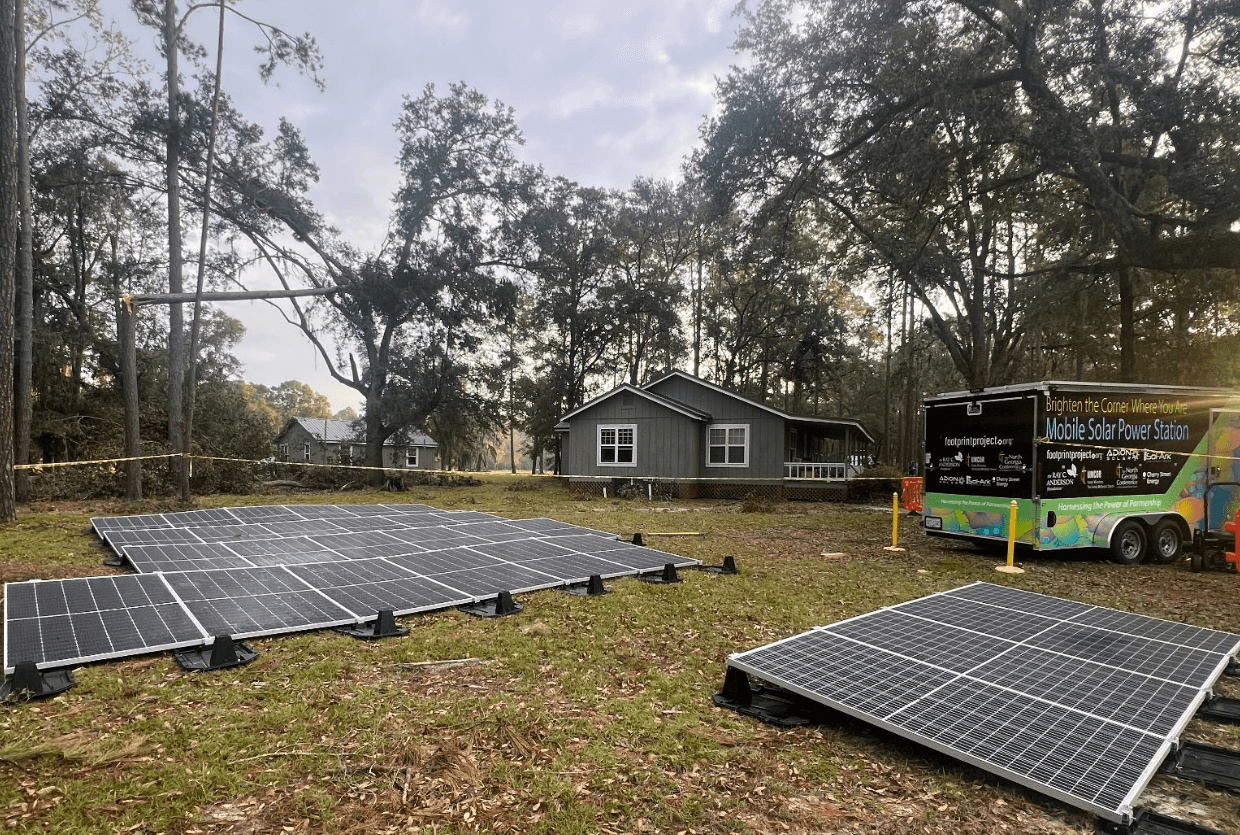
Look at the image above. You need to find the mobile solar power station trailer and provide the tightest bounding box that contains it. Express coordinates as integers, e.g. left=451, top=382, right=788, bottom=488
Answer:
left=922, top=381, right=1240, bottom=566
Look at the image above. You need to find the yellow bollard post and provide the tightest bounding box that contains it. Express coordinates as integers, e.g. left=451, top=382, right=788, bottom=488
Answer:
left=884, top=491, right=906, bottom=552
left=995, top=499, right=1025, bottom=574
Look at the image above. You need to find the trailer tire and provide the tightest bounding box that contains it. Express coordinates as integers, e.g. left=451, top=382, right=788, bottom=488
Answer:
left=1191, top=551, right=1204, bottom=573
left=1110, top=520, right=1147, bottom=565
left=1150, top=519, right=1184, bottom=563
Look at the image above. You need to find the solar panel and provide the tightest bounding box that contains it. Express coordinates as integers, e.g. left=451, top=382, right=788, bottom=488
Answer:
left=287, top=560, right=471, bottom=616
left=162, top=567, right=355, bottom=637
left=7, top=504, right=700, bottom=675
left=723, top=582, right=1240, bottom=824
left=121, top=542, right=253, bottom=573
left=4, top=575, right=207, bottom=669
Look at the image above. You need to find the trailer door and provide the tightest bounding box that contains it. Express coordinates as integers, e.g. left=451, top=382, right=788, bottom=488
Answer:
left=1207, top=409, right=1240, bottom=531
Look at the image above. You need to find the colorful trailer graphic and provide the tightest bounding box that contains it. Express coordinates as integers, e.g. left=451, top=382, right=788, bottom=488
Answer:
left=922, top=382, right=1240, bottom=564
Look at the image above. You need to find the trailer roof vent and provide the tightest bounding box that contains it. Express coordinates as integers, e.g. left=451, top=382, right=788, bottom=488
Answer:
left=967, top=402, right=983, bottom=416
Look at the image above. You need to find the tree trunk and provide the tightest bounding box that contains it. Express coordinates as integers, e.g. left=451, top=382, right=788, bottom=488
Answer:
left=118, top=295, right=142, bottom=500
left=14, top=0, right=31, bottom=502
left=163, top=0, right=187, bottom=495
left=0, top=0, right=20, bottom=522
left=180, top=0, right=227, bottom=501
left=1118, top=269, right=1136, bottom=382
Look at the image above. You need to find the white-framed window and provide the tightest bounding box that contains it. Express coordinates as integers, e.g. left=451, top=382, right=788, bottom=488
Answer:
left=278, top=443, right=289, bottom=460
left=406, top=447, right=419, bottom=467
left=302, top=442, right=312, bottom=462
left=597, top=424, right=636, bottom=467
left=707, top=424, right=749, bottom=467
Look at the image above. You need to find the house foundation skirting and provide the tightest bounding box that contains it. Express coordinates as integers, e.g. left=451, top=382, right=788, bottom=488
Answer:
left=564, top=478, right=851, bottom=502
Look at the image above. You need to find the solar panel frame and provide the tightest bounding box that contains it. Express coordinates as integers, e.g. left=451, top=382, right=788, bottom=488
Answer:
left=725, top=582, right=1240, bottom=824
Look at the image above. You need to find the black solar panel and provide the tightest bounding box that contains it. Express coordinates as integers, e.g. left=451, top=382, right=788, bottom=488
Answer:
left=6, top=504, right=700, bottom=674
left=163, top=567, right=354, bottom=637
left=724, top=582, right=1240, bottom=824
left=4, top=575, right=206, bottom=668
left=287, top=560, right=470, bottom=616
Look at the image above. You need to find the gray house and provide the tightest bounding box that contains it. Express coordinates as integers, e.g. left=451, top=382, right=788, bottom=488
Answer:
left=274, top=417, right=439, bottom=470
left=555, top=371, right=873, bottom=499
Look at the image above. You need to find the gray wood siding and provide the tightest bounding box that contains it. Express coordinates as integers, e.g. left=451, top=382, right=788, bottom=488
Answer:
left=563, top=398, right=702, bottom=478
left=646, top=377, right=787, bottom=478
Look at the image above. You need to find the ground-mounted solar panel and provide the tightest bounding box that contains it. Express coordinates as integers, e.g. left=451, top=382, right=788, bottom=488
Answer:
left=386, top=526, right=488, bottom=548
left=91, top=512, right=173, bottom=533
left=427, top=562, right=569, bottom=598
left=287, top=559, right=471, bottom=616
left=722, top=582, right=1240, bottom=824
left=386, top=546, right=506, bottom=576
left=102, top=528, right=205, bottom=552
left=4, top=574, right=207, bottom=672
left=508, top=518, right=617, bottom=538
left=221, top=505, right=305, bottom=524
left=10, top=504, right=700, bottom=676
left=161, top=508, right=246, bottom=528
left=308, top=530, right=405, bottom=551
left=121, top=542, right=254, bottom=573
left=162, top=567, right=355, bottom=638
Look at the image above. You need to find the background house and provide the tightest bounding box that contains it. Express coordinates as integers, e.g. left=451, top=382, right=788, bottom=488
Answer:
left=274, top=418, right=439, bottom=470
left=555, top=371, right=873, bottom=500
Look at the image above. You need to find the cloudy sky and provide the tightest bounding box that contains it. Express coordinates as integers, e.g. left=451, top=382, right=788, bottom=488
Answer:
left=98, top=0, right=745, bottom=410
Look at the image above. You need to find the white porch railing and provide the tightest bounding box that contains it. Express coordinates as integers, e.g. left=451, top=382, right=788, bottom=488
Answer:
left=784, top=462, right=849, bottom=481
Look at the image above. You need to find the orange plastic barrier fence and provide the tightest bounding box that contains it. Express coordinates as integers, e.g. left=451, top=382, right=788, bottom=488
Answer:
left=901, top=477, right=924, bottom=513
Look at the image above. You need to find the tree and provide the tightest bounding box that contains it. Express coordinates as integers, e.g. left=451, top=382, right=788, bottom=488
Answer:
left=127, top=0, right=322, bottom=492
left=606, top=178, right=693, bottom=385
left=1, top=0, right=18, bottom=520
left=701, top=0, right=1240, bottom=384
left=256, top=379, right=333, bottom=425
left=269, top=84, right=526, bottom=482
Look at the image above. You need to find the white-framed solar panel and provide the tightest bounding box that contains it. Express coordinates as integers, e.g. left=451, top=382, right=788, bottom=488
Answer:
left=723, top=582, right=1240, bottom=824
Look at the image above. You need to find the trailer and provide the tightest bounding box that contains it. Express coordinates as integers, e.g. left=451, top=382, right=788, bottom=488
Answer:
left=922, top=381, right=1240, bottom=566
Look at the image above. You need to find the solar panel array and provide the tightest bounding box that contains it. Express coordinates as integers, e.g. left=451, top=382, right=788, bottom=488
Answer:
left=4, top=504, right=698, bottom=674
left=724, top=582, right=1240, bottom=824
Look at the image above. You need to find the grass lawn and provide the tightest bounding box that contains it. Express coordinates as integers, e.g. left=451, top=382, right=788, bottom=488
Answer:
left=2, top=473, right=1239, bottom=834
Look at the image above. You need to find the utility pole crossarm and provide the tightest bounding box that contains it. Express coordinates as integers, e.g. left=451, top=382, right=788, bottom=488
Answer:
left=128, top=287, right=340, bottom=305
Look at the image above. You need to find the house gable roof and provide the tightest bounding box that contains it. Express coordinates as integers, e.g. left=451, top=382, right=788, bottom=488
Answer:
left=555, top=384, right=711, bottom=429
left=643, top=370, right=875, bottom=444
left=277, top=417, right=438, bottom=447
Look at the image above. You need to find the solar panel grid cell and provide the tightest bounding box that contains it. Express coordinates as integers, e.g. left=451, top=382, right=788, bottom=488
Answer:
left=726, top=582, right=1240, bottom=823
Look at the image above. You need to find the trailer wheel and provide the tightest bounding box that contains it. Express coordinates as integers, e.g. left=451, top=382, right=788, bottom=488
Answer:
left=1110, top=520, right=1147, bottom=565
left=1191, top=551, right=1204, bottom=573
left=1151, top=519, right=1184, bottom=563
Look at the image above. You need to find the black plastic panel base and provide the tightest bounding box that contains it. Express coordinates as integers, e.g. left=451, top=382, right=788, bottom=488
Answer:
left=712, top=666, right=823, bottom=728
left=693, top=556, right=738, bottom=575
left=460, top=590, right=523, bottom=618
left=0, top=662, right=75, bottom=701
left=1162, top=740, right=1240, bottom=794
left=1096, top=809, right=1231, bottom=835
left=336, top=609, right=409, bottom=640
left=174, top=635, right=257, bottom=671
left=639, top=563, right=683, bottom=584
left=1198, top=696, right=1240, bottom=725
left=560, top=575, right=609, bottom=596
left=102, top=554, right=125, bottom=568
